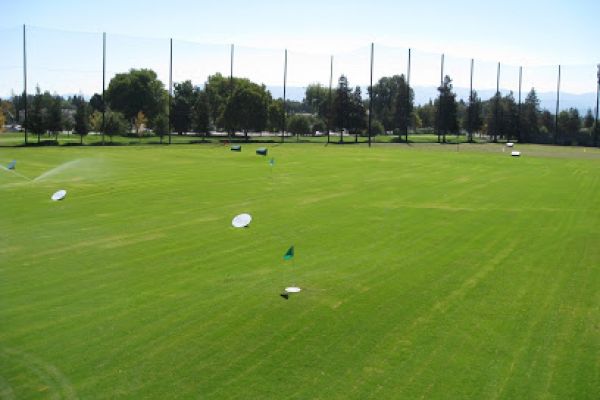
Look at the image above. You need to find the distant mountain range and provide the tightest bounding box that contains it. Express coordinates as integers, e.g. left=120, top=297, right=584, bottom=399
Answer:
left=267, top=85, right=597, bottom=114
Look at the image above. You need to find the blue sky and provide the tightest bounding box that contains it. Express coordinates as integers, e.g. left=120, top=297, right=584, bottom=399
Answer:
left=1, top=0, right=599, bottom=99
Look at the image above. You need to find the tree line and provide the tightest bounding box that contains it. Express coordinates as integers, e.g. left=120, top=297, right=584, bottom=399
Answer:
left=2, top=68, right=598, bottom=146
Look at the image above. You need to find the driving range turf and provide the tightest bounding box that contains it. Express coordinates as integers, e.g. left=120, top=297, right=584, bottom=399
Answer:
left=1, top=143, right=599, bottom=399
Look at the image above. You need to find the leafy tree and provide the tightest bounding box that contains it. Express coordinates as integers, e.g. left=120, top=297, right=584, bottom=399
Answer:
left=153, top=113, right=169, bottom=143
left=304, top=83, right=331, bottom=121
left=104, top=111, right=129, bottom=141
left=73, top=96, right=89, bottom=144
left=268, top=98, right=284, bottom=132
left=204, top=73, right=233, bottom=129
left=371, top=119, right=385, bottom=136
left=583, top=108, right=594, bottom=130
left=0, top=100, right=16, bottom=123
left=172, top=80, right=195, bottom=134
left=540, top=110, right=554, bottom=135
left=287, top=114, right=311, bottom=136
left=333, top=75, right=352, bottom=142
left=416, top=100, right=436, bottom=129
left=557, top=108, right=581, bottom=145
left=520, top=89, right=540, bottom=143
left=370, top=75, right=402, bottom=131
left=435, top=75, right=459, bottom=142
left=348, top=86, right=366, bottom=141
left=28, top=86, right=46, bottom=143
left=222, top=82, right=269, bottom=141
left=312, top=118, right=326, bottom=134
left=192, top=90, right=211, bottom=135
left=502, top=92, right=519, bottom=141
left=90, top=111, right=103, bottom=132
left=106, top=69, right=167, bottom=123
left=393, top=75, right=414, bottom=142
left=89, top=93, right=105, bottom=113
left=465, top=90, right=483, bottom=141
left=0, top=112, right=4, bottom=132
left=47, top=95, right=63, bottom=141
left=134, top=111, right=148, bottom=139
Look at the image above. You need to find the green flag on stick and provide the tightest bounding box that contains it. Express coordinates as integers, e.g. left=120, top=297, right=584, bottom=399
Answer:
left=283, top=245, right=294, bottom=260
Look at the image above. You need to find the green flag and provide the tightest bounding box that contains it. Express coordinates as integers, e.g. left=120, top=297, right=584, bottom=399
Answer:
left=283, top=245, right=294, bottom=260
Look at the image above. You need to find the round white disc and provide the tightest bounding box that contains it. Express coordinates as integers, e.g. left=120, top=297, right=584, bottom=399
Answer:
left=232, top=213, right=252, bottom=228
left=285, top=287, right=301, bottom=293
left=51, top=189, right=67, bottom=201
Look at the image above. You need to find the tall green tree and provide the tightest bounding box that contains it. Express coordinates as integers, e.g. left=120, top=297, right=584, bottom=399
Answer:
left=106, top=69, right=167, bottom=123
left=103, top=111, right=129, bottom=142
left=268, top=98, right=284, bottom=132
left=393, top=75, right=414, bottom=142
left=435, top=75, right=459, bottom=143
left=89, top=93, right=105, bottom=113
left=465, top=90, right=483, bottom=141
left=172, top=80, right=195, bottom=134
left=28, top=86, right=46, bottom=143
left=333, top=75, right=352, bottom=143
left=47, top=95, right=64, bottom=141
left=304, top=84, right=330, bottom=120
left=348, top=86, right=366, bottom=141
left=222, top=82, right=269, bottom=141
left=520, top=89, right=540, bottom=143
left=73, top=96, right=89, bottom=144
left=583, top=108, right=594, bottom=130
left=287, top=114, right=312, bottom=136
left=204, top=73, right=234, bottom=130
left=153, top=113, right=169, bottom=143
left=192, top=90, right=211, bottom=135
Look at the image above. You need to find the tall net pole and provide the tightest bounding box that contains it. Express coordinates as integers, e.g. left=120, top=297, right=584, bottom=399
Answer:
left=282, top=49, right=287, bottom=143
left=102, top=32, right=106, bottom=145
left=23, top=24, right=28, bottom=145
left=168, top=38, right=173, bottom=144
left=368, top=43, right=374, bottom=147
left=328, top=55, right=332, bottom=144
left=406, top=48, right=411, bottom=143
left=555, top=65, right=561, bottom=144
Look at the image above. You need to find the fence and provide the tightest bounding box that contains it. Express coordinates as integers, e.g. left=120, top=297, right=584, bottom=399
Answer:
left=0, top=25, right=598, bottom=146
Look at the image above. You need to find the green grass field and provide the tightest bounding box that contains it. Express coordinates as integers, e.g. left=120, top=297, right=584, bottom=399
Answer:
left=1, top=143, right=599, bottom=399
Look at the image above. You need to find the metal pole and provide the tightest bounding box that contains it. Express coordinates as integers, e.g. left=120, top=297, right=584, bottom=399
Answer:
left=328, top=55, right=332, bottom=144
left=102, top=32, right=106, bottom=145
left=494, top=62, right=500, bottom=143
left=283, top=49, right=287, bottom=143
left=595, top=64, right=599, bottom=146
left=406, top=48, right=411, bottom=143
left=368, top=43, right=374, bottom=147
left=438, top=53, right=444, bottom=143
left=168, top=38, right=173, bottom=144
left=555, top=65, right=560, bottom=144
left=469, top=58, right=473, bottom=142
left=517, top=66, right=522, bottom=143
left=23, top=24, right=27, bottom=145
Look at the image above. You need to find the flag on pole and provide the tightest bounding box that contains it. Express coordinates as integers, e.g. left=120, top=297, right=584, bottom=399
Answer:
left=283, top=245, right=294, bottom=260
